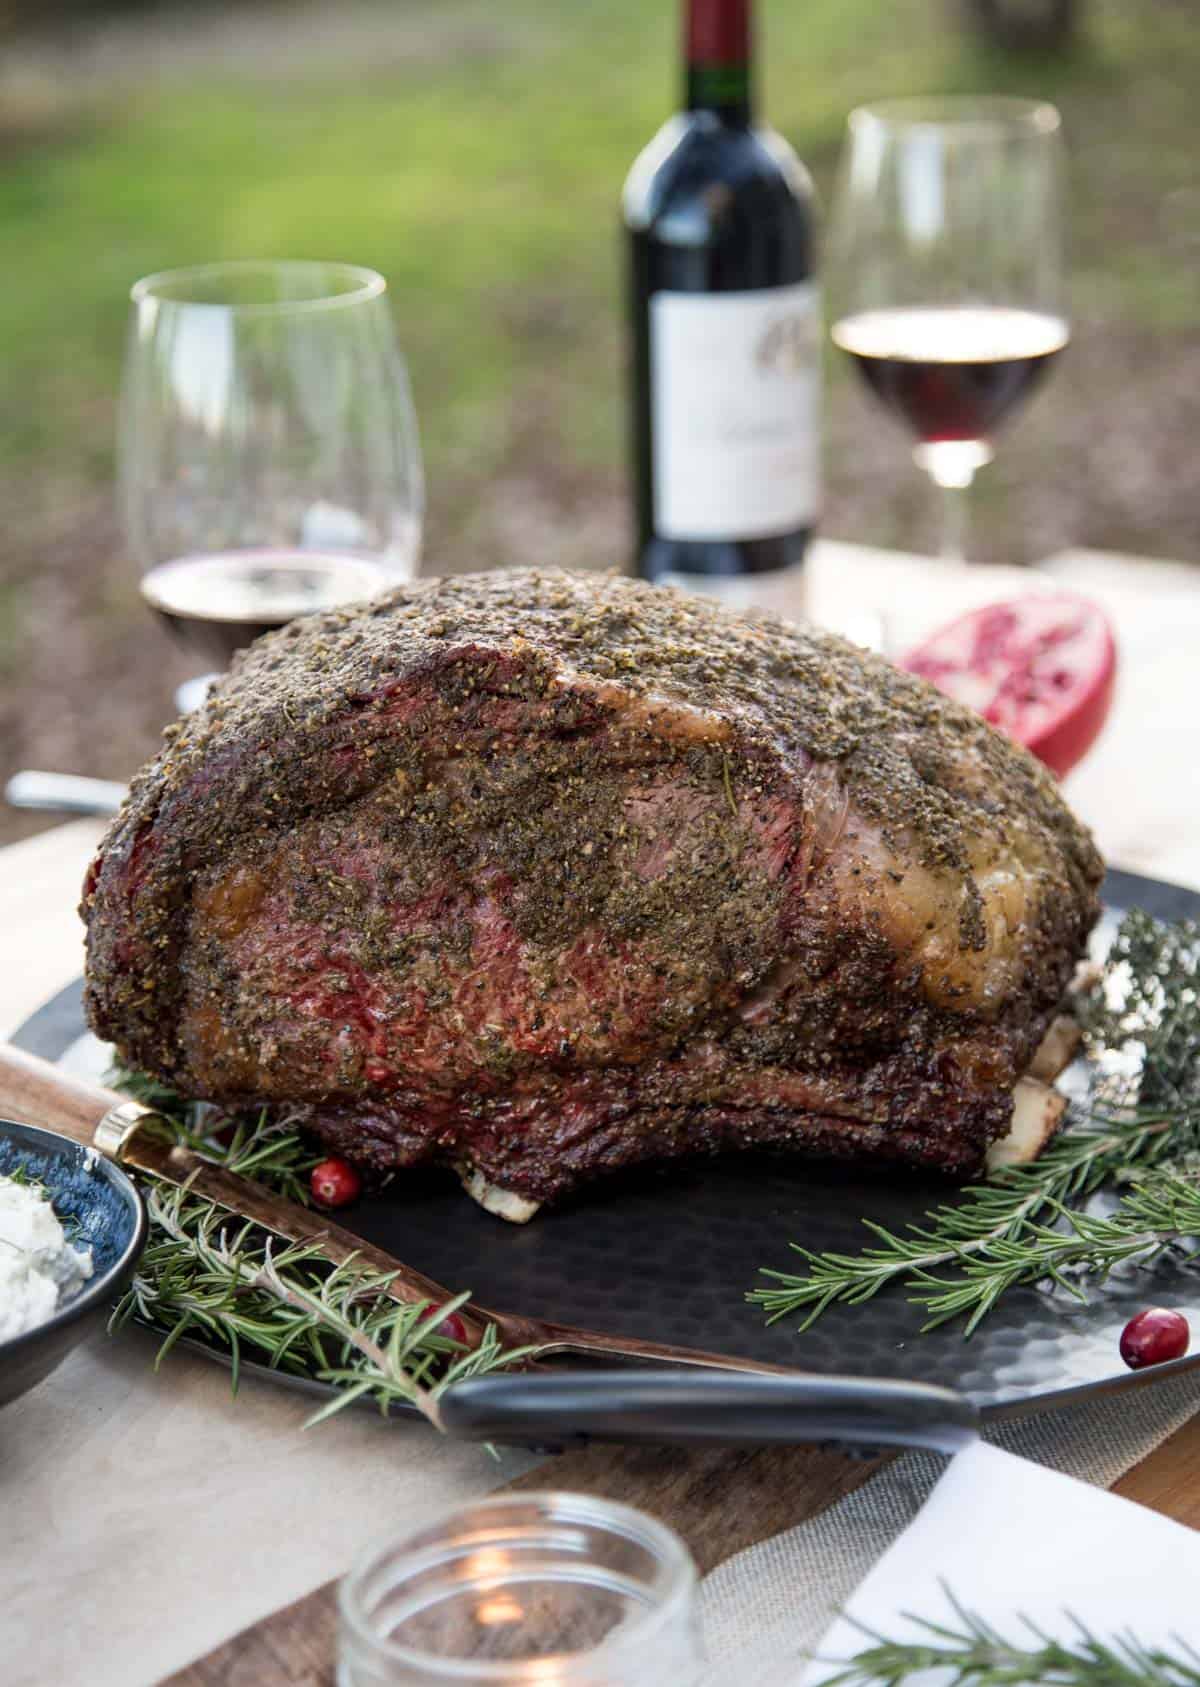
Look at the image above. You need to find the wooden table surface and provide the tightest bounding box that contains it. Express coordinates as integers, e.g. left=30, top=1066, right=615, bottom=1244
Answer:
left=4, top=540, right=1200, bottom=1687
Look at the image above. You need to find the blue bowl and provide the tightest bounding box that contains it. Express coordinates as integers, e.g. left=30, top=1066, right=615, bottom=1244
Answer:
left=0, top=1118, right=147, bottom=1407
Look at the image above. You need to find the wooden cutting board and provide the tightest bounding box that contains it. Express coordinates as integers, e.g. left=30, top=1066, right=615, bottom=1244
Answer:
left=166, top=1419, right=1200, bottom=1685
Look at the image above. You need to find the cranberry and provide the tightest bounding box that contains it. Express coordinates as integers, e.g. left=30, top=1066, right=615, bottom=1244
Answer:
left=309, top=1156, right=362, bottom=1209
left=1119, top=1307, right=1190, bottom=1370
left=430, top=1310, right=469, bottom=1345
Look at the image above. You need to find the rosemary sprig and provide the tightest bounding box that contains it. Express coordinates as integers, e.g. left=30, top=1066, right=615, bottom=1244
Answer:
left=821, top=1591, right=1200, bottom=1686
left=113, top=1183, right=537, bottom=1429
left=751, top=911, right=1200, bottom=1336
left=107, top=1067, right=536, bottom=1427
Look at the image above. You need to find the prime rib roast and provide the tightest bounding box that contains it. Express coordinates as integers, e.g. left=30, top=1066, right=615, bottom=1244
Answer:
left=83, top=569, right=1103, bottom=1219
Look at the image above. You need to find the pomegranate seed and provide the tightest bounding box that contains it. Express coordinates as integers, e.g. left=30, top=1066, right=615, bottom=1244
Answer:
left=970, top=608, right=1019, bottom=664
left=1119, top=1307, right=1189, bottom=1370
left=908, top=656, right=955, bottom=680
left=431, top=1311, right=469, bottom=1345
left=309, top=1156, right=362, bottom=1209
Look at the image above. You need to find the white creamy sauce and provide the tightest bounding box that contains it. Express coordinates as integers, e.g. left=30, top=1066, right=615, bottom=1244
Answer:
left=0, top=1173, right=94, bottom=1341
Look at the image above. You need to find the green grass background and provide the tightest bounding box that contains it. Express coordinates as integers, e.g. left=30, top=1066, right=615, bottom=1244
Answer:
left=2, top=0, right=1196, bottom=520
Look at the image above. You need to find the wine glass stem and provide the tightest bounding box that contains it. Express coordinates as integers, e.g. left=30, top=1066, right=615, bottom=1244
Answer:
left=913, top=440, right=993, bottom=565
left=939, top=480, right=971, bottom=563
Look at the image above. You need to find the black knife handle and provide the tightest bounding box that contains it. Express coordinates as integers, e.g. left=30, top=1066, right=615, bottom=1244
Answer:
left=438, top=1368, right=979, bottom=1454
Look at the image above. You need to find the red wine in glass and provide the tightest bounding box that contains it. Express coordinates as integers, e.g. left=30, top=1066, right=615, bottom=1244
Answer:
left=829, top=100, right=1066, bottom=560
left=141, top=549, right=393, bottom=668
left=831, top=306, right=1068, bottom=445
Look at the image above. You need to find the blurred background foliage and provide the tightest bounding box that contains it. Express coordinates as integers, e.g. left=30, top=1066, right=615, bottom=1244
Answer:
left=0, top=0, right=1197, bottom=839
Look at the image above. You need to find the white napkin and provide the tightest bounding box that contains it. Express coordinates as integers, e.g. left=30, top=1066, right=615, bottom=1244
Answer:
left=799, top=1439, right=1200, bottom=1684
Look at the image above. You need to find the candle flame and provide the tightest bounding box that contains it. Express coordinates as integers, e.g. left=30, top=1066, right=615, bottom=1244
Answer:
left=475, top=1593, right=525, bottom=1627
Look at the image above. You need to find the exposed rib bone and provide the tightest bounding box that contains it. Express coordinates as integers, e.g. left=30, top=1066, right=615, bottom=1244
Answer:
left=987, top=1076, right=1068, bottom=1171
left=459, top=1166, right=542, bottom=1224
left=1027, top=1013, right=1082, bottom=1083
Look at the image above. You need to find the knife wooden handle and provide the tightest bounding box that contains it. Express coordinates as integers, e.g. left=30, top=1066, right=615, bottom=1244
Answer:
left=0, top=1041, right=126, bottom=1145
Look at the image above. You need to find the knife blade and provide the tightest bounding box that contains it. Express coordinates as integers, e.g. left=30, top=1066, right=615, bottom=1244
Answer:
left=0, top=1040, right=980, bottom=1452
left=0, top=1043, right=852, bottom=1370
left=0, top=1043, right=805, bottom=1369
left=0, top=1043, right=794, bottom=1368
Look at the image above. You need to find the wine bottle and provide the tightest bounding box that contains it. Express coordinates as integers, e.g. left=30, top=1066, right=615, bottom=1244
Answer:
left=623, top=0, right=819, bottom=601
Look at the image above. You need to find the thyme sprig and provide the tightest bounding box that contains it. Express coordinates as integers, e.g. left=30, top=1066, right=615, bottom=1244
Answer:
left=821, top=1591, right=1200, bottom=1686
left=108, top=1069, right=536, bottom=1428
left=752, top=911, right=1200, bottom=1335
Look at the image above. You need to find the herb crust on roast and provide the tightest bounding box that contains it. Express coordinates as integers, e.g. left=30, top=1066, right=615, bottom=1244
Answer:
left=82, top=569, right=1103, bottom=1210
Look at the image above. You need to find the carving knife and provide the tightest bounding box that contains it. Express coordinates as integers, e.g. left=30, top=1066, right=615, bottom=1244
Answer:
left=0, top=1041, right=979, bottom=1453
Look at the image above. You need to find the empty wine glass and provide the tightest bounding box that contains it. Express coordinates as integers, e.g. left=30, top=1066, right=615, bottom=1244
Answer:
left=120, top=260, right=423, bottom=700
left=829, top=98, right=1067, bottom=560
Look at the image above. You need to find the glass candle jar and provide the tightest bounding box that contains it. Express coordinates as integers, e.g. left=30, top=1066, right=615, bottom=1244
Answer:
left=338, top=1491, right=705, bottom=1685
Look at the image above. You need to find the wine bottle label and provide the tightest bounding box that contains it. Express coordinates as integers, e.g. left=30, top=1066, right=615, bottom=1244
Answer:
left=650, top=282, right=819, bottom=540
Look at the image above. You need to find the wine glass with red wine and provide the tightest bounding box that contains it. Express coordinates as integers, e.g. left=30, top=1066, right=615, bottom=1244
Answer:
left=120, top=261, right=422, bottom=700
left=830, top=98, right=1066, bottom=559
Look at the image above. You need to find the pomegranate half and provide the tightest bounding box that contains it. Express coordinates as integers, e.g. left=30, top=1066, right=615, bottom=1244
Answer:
left=901, top=593, right=1116, bottom=778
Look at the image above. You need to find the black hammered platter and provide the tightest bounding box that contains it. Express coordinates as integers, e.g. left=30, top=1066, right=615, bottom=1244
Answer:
left=16, top=867, right=1200, bottom=1419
